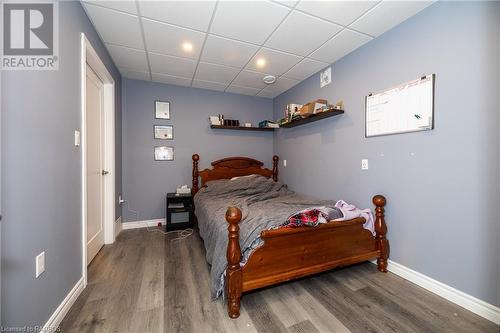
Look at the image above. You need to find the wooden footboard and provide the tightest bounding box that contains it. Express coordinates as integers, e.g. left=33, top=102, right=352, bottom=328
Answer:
left=225, top=195, right=389, bottom=319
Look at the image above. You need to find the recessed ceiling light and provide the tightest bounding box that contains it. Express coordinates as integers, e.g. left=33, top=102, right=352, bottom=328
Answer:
left=256, top=58, right=266, bottom=67
left=182, top=42, right=193, bottom=52
left=263, top=75, right=276, bottom=84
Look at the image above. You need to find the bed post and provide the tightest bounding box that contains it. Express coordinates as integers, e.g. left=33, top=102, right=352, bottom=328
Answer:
left=192, top=154, right=199, bottom=195
left=272, top=155, right=279, bottom=182
left=226, top=207, right=242, bottom=319
left=373, top=195, right=389, bottom=272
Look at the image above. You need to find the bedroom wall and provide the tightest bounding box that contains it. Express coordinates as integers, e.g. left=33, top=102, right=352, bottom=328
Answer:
left=121, top=79, right=274, bottom=222
left=273, top=1, right=500, bottom=307
left=1, top=1, right=122, bottom=327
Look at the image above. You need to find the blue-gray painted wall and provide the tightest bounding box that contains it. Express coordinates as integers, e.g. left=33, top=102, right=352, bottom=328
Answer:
left=273, top=2, right=500, bottom=307
left=1, top=1, right=122, bottom=327
left=121, top=79, right=274, bottom=222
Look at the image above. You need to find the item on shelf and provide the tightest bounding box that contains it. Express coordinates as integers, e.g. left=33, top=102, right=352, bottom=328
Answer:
left=278, top=118, right=288, bottom=126
left=286, top=104, right=303, bottom=120
left=299, top=99, right=328, bottom=117
left=244, top=123, right=252, bottom=127
left=219, top=114, right=224, bottom=124
left=223, top=119, right=240, bottom=126
left=176, top=185, right=191, bottom=195
left=335, top=100, right=344, bottom=110
left=259, top=120, right=279, bottom=128
left=209, top=115, right=221, bottom=125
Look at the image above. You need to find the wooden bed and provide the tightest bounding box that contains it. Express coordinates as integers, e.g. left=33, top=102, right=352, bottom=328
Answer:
left=191, top=154, right=389, bottom=319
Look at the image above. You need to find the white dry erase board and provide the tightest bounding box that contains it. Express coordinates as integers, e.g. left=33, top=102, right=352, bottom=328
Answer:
left=365, top=74, right=435, bottom=137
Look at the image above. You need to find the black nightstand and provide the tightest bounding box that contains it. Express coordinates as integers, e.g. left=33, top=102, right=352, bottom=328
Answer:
left=166, top=193, right=194, bottom=231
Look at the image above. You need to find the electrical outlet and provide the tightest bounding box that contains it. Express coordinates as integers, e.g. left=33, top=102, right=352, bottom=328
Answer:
left=283, top=159, right=287, bottom=167
left=361, top=159, right=369, bottom=170
left=36, top=251, right=45, bottom=278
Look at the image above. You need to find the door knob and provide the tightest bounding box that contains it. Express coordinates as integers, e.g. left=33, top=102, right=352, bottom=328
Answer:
left=102, top=170, right=110, bottom=175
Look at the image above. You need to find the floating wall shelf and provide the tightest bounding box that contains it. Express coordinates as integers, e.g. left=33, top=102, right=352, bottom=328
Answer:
left=281, top=109, right=344, bottom=128
left=210, top=125, right=275, bottom=131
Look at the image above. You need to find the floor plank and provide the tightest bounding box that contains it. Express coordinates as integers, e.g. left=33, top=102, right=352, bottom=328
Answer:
left=59, top=228, right=499, bottom=333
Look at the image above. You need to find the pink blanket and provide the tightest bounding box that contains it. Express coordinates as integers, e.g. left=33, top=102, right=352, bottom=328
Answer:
left=333, top=200, right=375, bottom=235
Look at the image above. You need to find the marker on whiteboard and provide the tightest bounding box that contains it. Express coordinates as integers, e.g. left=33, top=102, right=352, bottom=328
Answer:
left=414, top=114, right=421, bottom=119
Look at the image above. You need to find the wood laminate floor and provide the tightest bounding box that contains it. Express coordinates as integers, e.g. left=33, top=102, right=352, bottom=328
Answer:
left=60, top=228, right=498, bottom=333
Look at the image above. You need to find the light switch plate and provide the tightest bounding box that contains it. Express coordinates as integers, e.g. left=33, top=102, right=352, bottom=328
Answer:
left=36, top=251, right=45, bottom=278
left=361, top=159, right=369, bottom=170
left=283, top=159, right=287, bottom=167
left=74, top=130, right=81, bottom=147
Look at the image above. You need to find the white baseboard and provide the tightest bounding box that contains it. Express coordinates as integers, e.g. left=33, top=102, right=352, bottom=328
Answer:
left=375, top=259, right=500, bottom=325
left=114, top=216, right=122, bottom=237
left=43, top=276, right=85, bottom=332
left=121, top=218, right=166, bottom=230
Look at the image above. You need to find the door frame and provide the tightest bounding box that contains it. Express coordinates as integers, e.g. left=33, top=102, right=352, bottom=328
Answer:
left=80, top=33, right=115, bottom=286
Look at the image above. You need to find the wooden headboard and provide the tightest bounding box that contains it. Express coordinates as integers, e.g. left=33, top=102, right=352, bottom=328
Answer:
left=192, top=154, right=279, bottom=194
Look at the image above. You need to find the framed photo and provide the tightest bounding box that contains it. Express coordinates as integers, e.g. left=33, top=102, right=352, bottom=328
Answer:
left=154, top=125, right=173, bottom=140
left=154, top=146, right=174, bottom=161
left=155, top=101, right=170, bottom=119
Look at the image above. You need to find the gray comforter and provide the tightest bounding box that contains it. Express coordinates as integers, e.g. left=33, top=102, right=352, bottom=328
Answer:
left=193, top=175, right=342, bottom=299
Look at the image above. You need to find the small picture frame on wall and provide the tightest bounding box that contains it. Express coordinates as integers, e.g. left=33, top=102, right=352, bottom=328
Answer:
left=154, top=146, right=174, bottom=161
left=155, top=101, right=170, bottom=119
left=154, top=125, right=173, bottom=140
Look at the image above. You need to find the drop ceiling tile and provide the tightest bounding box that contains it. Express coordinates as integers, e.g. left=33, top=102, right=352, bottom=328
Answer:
left=83, top=4, right=143, bottom=49
left=138, top=1, right=216, bottom=31
left=226, top=85, right=261, bottom=96
left=201, top=35, right=259, bottom=68
left=310, top=29, right=372, bottom=64
left=194, top=62, right=240, bottom=85
left=265, top=11, right=342, bottom=56
left=152, top=73, right=192, bottom=87
left=282, top=58, right=329, bottom=81
left=232, top=70, right=269, bottom=90
left=256, top=89, right=279, bottom=98
left=272, top=0, right=299, bottom=8
left=106, top=44, right=148, bottom=72
left=142, top=18, right=206, bottom=59
left=148, top=52, right=197, bottom=78
left=210, top=1, right=290, bottom=45
left=82, top=0, right=138, bottom=15
left=350, top=1, right=434, bottom=37
left=192, top=80, right=227, bottom=92
left=120, top=68, right=150, bottom=81
left=297, top=1, right=378, bottom=26
left=246, top=48, right=302, bottom=76
left=259, top=77, right=299, bottom=97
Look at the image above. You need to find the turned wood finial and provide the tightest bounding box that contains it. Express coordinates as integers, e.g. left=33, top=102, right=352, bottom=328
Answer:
left=272, top=155, right=279, bottom=182
left=226, top=207, right=242, bottom=319
left=192, top=154, right=199, bottom=195
left=373, top=195, right=386, bottom=207
left=373, top=195, right=389, bottom=272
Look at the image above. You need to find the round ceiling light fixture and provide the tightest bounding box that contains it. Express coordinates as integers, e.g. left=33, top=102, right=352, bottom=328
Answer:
left=256, top=58, right=266, bottom=67
left=263, top=75, right=276, bottom=84
left=182, top=42, right=193, bottom=52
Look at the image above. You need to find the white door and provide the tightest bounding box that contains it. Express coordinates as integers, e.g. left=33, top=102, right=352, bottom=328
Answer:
left=86, top=64, right=105, bottom=265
